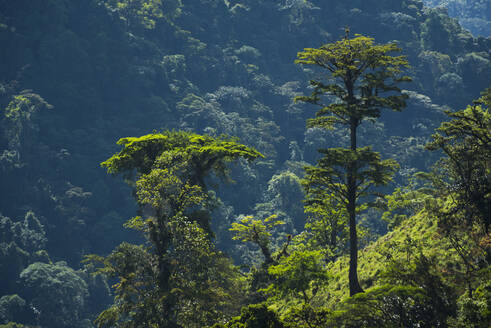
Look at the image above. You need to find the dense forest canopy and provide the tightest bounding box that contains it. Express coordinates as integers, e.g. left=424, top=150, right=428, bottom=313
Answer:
left=0, top=0, right=489, bottom=327
left=422, top=0, right=491, bottom=36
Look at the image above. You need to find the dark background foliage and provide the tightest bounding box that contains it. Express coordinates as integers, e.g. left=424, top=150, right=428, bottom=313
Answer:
left=0, top=0, right=489, bottom=326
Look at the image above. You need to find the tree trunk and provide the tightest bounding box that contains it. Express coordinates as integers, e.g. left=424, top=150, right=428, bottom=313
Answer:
left=260, top=242, right=274, bottom=265
left=347, top=116, right=364, bottom=296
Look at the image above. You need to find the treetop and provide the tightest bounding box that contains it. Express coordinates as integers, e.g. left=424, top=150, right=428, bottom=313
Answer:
left=295, top=34, right=412, bottom=127
left=101, top=131, right=264, bottom=185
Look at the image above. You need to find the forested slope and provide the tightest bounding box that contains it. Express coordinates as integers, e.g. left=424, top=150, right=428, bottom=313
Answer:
left=0, top=0, right=489, bottom=327
left=422, top=0, right=490, bottom=36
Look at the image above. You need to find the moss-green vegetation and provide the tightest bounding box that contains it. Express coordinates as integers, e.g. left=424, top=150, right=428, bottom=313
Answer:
left=324, top=210, right=454, bottom=302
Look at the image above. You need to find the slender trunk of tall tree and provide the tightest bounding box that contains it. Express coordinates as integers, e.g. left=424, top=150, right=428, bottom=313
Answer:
left=298, top=35, right=410, bottom=298
left=347, top=97, right=363, bottom=296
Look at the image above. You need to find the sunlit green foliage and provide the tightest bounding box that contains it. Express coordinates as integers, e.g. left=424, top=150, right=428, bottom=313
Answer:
left=303, top=192, right=348, bottom=257
left=101, top=131, right=263, bottom=187
left=297, top=33, right=411, bottom=296
left=230, top=215, right=285, bottom=265
left=90, top=131, right=262, bottom=327
left=381, top=176, right=435, bottom=230
left=420, top=89, right=491, bottom=325
left=212, top=303, right=285, bottom=328
left=103, top=0, right=182, bottom=30
left=451, top=267, right=491, bottom=327
left=0, top=323, right=31, bottom=328
left=328, top=284, right=444, bottom=328
left=0, top=0, right=489, bottom=326
left=426, top=88, right=491, bottom=234
left=265, top=249, right=329, bottom=304
left=295, top=35, right=411, bottom=129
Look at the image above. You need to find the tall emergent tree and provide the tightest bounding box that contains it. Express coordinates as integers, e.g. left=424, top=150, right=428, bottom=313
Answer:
left=88, top=131, right=263, bottom=327
left=295, top=33, right=411, bottom=296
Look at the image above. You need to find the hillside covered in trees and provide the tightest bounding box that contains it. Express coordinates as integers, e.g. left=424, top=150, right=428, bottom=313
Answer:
left=0, top=0, right=490, bottom=327
left=422, top=0, right=490, bottom=36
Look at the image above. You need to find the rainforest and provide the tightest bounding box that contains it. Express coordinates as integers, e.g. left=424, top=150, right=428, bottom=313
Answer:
left=0, top=1, right=490, bottom=327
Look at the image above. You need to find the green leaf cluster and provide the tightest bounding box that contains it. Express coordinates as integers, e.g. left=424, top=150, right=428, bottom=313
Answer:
left=266, top=249, right=329, bottom=304
left=295, top=34, right=411, bottom=128
left=90, top=130, right=262, bottom=327
left=101, top=131, right=263, bottom=187
left=103, top=0, right=182, bottom=30
left=230, top=215, right=285, bottom=265
left=426, top=88, right=491, bottom=234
